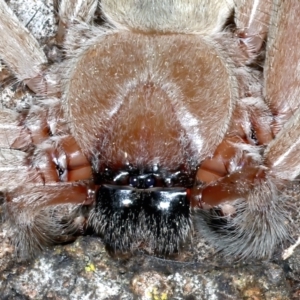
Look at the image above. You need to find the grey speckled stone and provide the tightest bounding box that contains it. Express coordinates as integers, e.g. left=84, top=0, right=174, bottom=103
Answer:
left=0, top=235, right=295, bottom=300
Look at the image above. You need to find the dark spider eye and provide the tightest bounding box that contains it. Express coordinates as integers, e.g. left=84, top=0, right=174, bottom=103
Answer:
left=129, top=176, right=138, bottom=187
left=177, top=173, right=190, bottom=186
left=94, top=167, right=113, bottom=184
left=145, top=175, right=155, bottom=188
left=164, top=171, right=193, bottom=188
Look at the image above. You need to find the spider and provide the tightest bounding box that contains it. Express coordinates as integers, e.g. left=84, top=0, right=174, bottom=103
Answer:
left=0, top=0, right=299, bottom=260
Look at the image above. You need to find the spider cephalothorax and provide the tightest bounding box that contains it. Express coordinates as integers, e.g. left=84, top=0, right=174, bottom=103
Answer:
left=0, top=0, right=300, bottom=260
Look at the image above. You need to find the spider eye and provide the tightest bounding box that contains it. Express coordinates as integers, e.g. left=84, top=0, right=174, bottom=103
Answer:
left=129, top=176, right=138, bottom=187
left=145, top=175, right=155, bottom=188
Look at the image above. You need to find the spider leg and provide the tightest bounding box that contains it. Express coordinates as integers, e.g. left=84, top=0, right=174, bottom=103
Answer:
left=264, top=107, right=300, bottom=182
left=0, top=148, right=27, bottom=191
left=0, top=0, right=95, bottom=256
left=3, top=182, right=93, bottom=258
left=192, top=0, right=300, bottom=259
left=0, top=108, right=93, bottom=258
left=264, top=0, right=300, bottom=134
left=0, top=110, right=93, bottom=258
left=0, top=0, right=47, bottom=94
left=0, top=50, right=92, bottom=258
left=234, top=0, right=272, bottom=56
left=193, top=107, right=300, bottom=259
left=59, top=0, right=98, bottom=24
left=0, top=109, right=26, bottom=148
left=57, top=0, right=98, bottom=43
